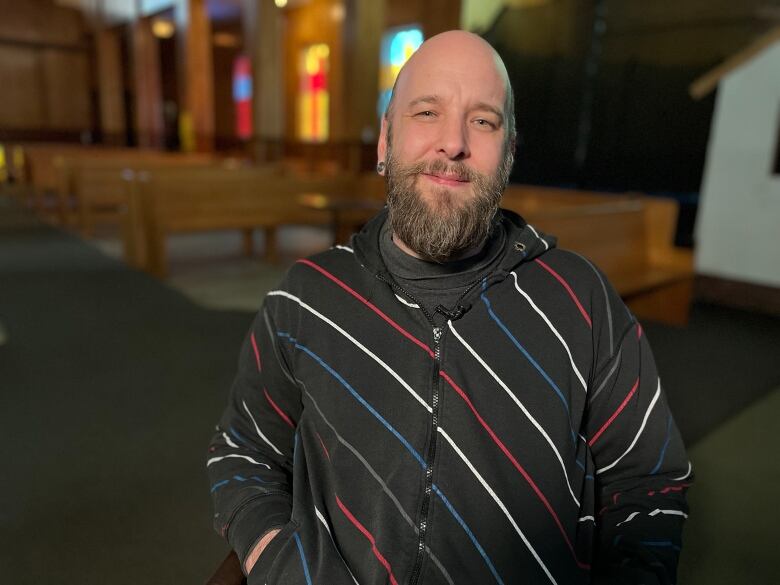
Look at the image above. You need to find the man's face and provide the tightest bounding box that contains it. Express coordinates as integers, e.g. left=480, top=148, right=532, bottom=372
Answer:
left=378, top=43, right=514, bottom=262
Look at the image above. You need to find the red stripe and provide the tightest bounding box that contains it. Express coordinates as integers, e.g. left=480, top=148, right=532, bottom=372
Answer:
left=535, top=259, right=592, bottom=328
left=315, top=431, right=331, bottom=461
left=440, top=370, right=590, bottom=570
left=588, top=378, right=640, bottom=447
left=297, top=259, right=435, bottom=358
left=263, top=388, right=295, bottom=428
left=335, top=495, right=399, bottom=585
left=637, top=322, right=643, bottom=339
left=250, top=332, right=262, bottom=372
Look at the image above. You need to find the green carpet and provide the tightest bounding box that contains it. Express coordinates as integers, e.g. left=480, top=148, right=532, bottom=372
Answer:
left=678, top=387, right=780, bottom=584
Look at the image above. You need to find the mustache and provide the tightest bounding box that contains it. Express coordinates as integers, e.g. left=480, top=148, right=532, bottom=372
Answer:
left=398, top=159, right=482, bottom=183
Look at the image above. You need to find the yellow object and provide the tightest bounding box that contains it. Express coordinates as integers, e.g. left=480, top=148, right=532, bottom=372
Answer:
left=179, top=112, right=196, bottom=153
left=0, top=145, right=8, bottom=183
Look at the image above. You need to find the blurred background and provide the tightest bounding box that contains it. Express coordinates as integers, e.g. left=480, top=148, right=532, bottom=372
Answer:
left=0, top=0, right=778, bottom=583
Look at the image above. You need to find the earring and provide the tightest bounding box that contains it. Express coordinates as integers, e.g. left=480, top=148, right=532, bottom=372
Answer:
left=376, top=161, right=386, bottom=175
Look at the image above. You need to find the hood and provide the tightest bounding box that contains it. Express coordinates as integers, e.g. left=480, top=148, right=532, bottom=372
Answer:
left=352, top=206, right=557, bottom=280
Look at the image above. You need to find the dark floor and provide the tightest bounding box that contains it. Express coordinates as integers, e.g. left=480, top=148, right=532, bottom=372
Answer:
left=1, top=196, right=778, bottom=584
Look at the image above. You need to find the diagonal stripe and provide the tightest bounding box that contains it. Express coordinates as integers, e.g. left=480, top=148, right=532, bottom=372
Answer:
left=250, top=331, right=262, bottom=372
left=206, top=453, right=271, bottom=469
left=268, top=290, right=431, bottom=413
left=297, top=259, right=435, bottom=357
left=242, top=399, right=283, bottom=456
left=573, top=253, right=613, bottom=353
left=438, top=427, right=558, bottom=584
left=336, top=495, right=400, bottom=585
left=481, top=294, right=575, bottom=439
left=671, top=461, right=692, bottom=481
left=589, top=378, right=640, bottom=446
left=511, top=272, right=587, bottom=391
left=282, top=335, right=426, bottom=468
left=650, top=415, right=673, bottom=475
left=526, top=224, right=549, bottom=250
left=263, top=388, right=295, bottom=428
left=589, top=349, right=623, bottom=403
left=432, top=484, right=506, bottom=585
left=649, top=509, right=688, bottom=519
left=597, top=379, right=662, bottom=475
left=449, top=321, right=580, bottom=508
left=535, top=259, right=592, bottom=328
left=293, top=532, right=314, bottom=585
left=306, top=390, right=454, bottom=585
left=440, top=371, right=589, bottom=570
left=314, top=505, right=361, bottom=585
left=616, top=511, right=640, bottom=526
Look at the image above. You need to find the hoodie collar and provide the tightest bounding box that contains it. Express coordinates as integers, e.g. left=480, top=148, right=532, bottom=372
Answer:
left=351, top=206, right=556, bottom=280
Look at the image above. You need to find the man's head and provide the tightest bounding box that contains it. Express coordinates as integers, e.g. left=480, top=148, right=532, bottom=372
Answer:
left=377, top=30, right=516, bottom=263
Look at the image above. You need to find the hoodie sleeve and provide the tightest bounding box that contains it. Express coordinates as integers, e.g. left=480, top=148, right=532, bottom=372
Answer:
left=587, top=316, right=692, bottom=584
left=207, top=302, right=302, bottom=570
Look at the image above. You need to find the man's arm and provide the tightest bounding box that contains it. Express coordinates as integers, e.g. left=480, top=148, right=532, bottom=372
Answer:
left=587, top=320, right=692, bottom=585
left=207, top=303, right=301, bottom=575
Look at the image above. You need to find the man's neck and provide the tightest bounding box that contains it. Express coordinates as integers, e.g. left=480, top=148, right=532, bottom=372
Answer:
left=391, top=233, right=487, bottom=263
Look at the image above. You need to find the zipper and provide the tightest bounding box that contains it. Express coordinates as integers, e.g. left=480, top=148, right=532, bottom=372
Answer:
left=407, top=324, right=443, bottom=585
left=374, top=272, right=444, bottom=585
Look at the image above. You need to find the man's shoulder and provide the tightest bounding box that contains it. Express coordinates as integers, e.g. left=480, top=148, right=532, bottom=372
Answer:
left=527, top=247, right=610, bottom=290
left=277, top=244, right=364, bottom=290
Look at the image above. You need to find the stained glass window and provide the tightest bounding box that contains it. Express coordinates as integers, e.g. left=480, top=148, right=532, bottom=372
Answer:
left=378, top=26, right=424, bottom=119
left=298, top=43, right=330, bottom=142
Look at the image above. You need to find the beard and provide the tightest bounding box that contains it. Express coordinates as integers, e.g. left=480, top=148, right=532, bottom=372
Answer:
left=385, top=145, right=514, bottom=263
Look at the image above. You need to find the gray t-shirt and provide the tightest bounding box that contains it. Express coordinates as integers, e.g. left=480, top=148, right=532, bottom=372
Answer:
left=379, top=218, right=506, bottom=325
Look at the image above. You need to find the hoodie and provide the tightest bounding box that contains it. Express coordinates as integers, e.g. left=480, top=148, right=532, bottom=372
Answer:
left=208, top=208, right=691, bottom=585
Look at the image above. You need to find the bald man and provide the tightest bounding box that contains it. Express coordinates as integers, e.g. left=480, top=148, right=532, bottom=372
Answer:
left=208, top=31, right=691, bottom=585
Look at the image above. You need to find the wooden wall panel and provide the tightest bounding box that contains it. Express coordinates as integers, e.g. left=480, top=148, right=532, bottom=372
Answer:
left=40, top=50, right=92, bottom=130
left=0, top=46, right=45, bottom=129
left=0, top=0, right=85, bottom=46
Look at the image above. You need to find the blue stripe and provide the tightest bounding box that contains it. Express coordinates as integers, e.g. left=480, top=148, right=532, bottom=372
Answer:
left=481, top=293, right=576, bottom=441
left=650, top=415, right=673, bottom=475
left=228, top=426, right=248, bottom=445
left=433, top=484, right=505, bottom=585
left=294, top=532, right=314, bottom=585
left=210, top=479, right=230, bottom=493
left=279, top=333, right=427, bottom=469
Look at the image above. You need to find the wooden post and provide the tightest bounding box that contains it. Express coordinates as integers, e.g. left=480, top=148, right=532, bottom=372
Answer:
left=95, top=27, right=127, bottom=146
left=243, top=0, right=285, bottom=162
left=131, top=17, right=165, bottom=148
left=175, top=0, right=215, bottom=152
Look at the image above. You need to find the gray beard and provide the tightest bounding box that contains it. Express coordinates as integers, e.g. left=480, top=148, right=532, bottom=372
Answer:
left=385, top=152, right=512, bottom=263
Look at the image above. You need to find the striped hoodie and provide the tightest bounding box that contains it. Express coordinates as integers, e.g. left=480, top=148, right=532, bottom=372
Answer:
left=207, top=208, right=691, bottom=585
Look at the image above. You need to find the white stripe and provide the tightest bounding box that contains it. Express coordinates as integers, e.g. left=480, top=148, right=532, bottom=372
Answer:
left=527, top=224, right=549, bottom=250
left=242, top=399, right=284, bottom=456
left=672, top=461, right=692, bottom=481
left=578, top=516, right=595, bottom=523
left=616, top=511, right=640, bottom=526
left=268, top=290, right=432, bottom=413
left=206, top=453, right=271, bottom=469
left=394, top=294, right=420, bottom=308
left=649, top=509, right=688, bottom=519
left=596, top=380, right=662, bottom=475
left=334, top=245, right=354, bottom=253
left=449, top=320, right=580, bottom=507
left=511, top=272, right=587, bottom=392
left=438, top=427, right=558, bottom=585
left=315, top=505, right=361, bottom=585
left=222, top=432, right=239, bottom=449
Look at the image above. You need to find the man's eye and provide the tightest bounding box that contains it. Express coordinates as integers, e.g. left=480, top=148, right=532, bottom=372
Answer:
left=474, top=119, right=497, bottom=129
left=415, top=111, right=436, bottom=118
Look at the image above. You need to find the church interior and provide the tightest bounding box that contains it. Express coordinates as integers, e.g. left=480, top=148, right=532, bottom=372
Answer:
left=1, top=0, right=778, bottom=583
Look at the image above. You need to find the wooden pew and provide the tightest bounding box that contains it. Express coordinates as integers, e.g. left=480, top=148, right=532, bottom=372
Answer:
left=62, top=153, right=230, bottom=235
left=502, top=186, right=693, bottom=325
left=124, top=167, right=359, bottom=277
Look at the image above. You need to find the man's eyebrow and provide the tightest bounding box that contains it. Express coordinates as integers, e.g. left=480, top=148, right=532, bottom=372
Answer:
left=406, top=95, right=441, bottom=109
left=472, top=102, right=504, bottom=124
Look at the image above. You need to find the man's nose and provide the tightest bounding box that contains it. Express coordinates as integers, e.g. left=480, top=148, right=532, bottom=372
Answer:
left=436, top=119, right=470, bottom=160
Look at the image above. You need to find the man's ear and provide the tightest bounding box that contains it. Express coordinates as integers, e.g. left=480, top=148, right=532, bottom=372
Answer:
left=377, top=116, right=389, bottom=171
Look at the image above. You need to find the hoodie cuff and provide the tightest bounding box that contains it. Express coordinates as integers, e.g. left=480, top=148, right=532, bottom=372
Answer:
left=227, top=494, right=292, bottom=567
